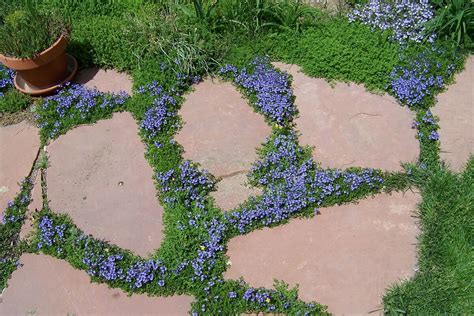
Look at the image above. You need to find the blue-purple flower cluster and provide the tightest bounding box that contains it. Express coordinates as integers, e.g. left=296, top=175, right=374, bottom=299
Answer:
left=226, top=133, right=384, bottom=233
left=37, top=216, right=66, bottom=253
left=191, top=218, right=226, bottom=282
left=219, top=57, right=296, bottom=124
left=413, top=110, right=440, bottom=141
left=83, top=246, right=168, bottom=288
left=38, top=218, right=171, bottom=289
left=390, top=54, right=445, bottom=107
left=157, top=161, right=215, bottom=210
left=1, top=178, right=32, bottom=225
left=138, top=81, right=179, bottom=137
left=0, top=66, right=14, bottom=98
left=348, top=0, right=436, bottom=44
left=37, top=83, right=129, bottom=139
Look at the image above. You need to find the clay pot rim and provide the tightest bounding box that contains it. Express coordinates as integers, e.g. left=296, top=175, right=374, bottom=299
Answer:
left=0, top=34, right=69, bottom=70
left=0, top=34, right=67, bottom=62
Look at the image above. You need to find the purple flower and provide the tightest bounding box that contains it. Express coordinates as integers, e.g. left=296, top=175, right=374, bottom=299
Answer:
left=348, top=0, right=436, bottom=44
left=390, top=51, right=447, bottom=107
left=220, top=57, right=296, bottom=124
left=428, top=130, right=439, bottom=141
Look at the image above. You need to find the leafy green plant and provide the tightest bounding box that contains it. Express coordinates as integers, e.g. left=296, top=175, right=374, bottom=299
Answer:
left=0, top=6, right=70, bottom=58
left=424, top=0, right=474, bottom=51
left=124, top=5, right=223, bottom=75
left=262, top=0, right=318, bottom=32
left=212, top=0, right=317, bottom=36
left=0, top=90, right=30, bottom=114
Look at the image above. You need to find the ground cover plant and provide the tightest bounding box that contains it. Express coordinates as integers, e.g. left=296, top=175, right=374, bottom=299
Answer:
left=0, top=0, right=472, bottom=314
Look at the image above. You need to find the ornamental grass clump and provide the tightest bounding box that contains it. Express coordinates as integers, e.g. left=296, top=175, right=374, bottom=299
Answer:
left=0, top=7, right=70, bottom=58
left=348, top=0, right=436, bottom=44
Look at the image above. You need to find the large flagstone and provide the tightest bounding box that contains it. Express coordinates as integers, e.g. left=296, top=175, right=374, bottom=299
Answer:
left=225, top=191, right=420, bottom=314
left=47, top=112, right=163, bottom=257
left=175, top=79, right=270, bottom=210
left=275, top=62, right=419, bottom=171
left=0, top=254, right=192, bottom=316
left=432, top=56, right=474, bottom=172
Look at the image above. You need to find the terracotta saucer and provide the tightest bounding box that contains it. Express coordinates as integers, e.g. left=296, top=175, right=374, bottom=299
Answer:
left=14, top=54, right=78, bottom=96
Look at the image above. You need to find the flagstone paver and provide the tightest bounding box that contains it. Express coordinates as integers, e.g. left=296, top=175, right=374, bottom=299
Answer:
left=225, top=191, right=420, bottom=315
left=0, top=121, right=39, bottom=213
left=211, top=173, right=261, bottom=211
left=74, top=67, right=133, bottom=95
left=0, top=254, right=192, bottom=315
left=432, top=56, right=474, bottom=172
left=274, top=62, right=419, bottom=171
left=175, top=78, right=270, bottom=210
left=47, top=112, right=163, bottom=257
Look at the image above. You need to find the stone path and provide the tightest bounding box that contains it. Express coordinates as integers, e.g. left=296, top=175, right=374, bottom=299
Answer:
left=225, top=191, right=420, bottom=315
left=274, top=62, right=419, bottom=171
left=2, top=59, right=472, bottom=315
left=47, top=112, right=163, bottom=257
left=74, top=67, right=133, bottom=95
left=175, top=78, right=269, bottom=210
left=0, top=121, right=40, bottom=213
left=0, top=254, right=192, bottom=316
left=433, top=56, right=474, bottom=172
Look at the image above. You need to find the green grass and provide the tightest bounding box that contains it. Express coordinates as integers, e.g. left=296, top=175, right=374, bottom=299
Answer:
left=383, top=157, right=474, bottom=314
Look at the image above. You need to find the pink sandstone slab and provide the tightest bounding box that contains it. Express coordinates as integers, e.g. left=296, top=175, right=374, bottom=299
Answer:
left=175, top=78, right=270, bottom=210
left=225, top=191, right=420, bottom=315
left=74, top=67, right=133, bottom=95
left=47, top=112, right=163, bottom=257
left=175, top=78, right=271, bottom=177
left=274, top=62, right=419, bottom=171
left=0, top=122, right=39, bottom=213
left=211, top=173, right=261, bottom=211
left=432, top=56, right=474, bottom=172
left=0, top=254, right=192, bottom=315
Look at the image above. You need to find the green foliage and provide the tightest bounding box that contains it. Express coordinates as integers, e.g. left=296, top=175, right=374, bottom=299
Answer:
left=34, top=86, right=128, bottom=143
left=0, top=177, right=34, bottom=291
left=29, top=0, right=145, bottom=19
left=383, top=157, right=474, bottom=314
left=69, top=15, right=148, bottom=71
left=130, top=9, right=222, bottom=75
left=213, top=0, right=318, bottom=36
left=69, top=5, right=222, bottom=75
left=266, top=18, right=399, bottom=91
left=0, top=89, right=30, bottom=114
left=0, top=5, right=70, bottom=58
left=425, top=0, right=474, bottom=51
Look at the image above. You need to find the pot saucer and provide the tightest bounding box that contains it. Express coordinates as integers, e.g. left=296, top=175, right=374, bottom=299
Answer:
left=14, top=54, right=78, bottom=96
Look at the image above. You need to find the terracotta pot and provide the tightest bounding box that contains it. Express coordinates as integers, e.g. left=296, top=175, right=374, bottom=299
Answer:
left=0, top=35, right=69, bottom=91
